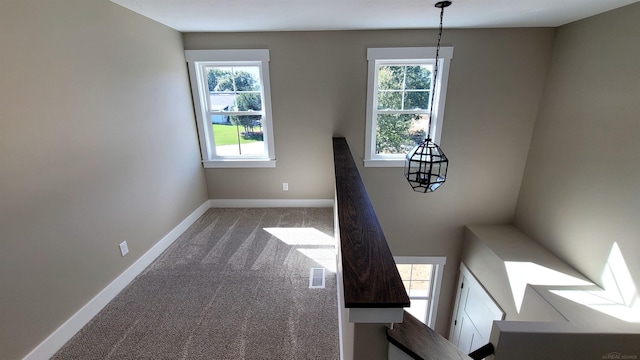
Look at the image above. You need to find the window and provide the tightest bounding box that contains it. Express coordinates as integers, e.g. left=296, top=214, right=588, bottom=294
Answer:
left=395, top=256, right=446, bottom=328
left=365, top=47, right=453, bottom=167
left=185, top=49, right=275, bottom=168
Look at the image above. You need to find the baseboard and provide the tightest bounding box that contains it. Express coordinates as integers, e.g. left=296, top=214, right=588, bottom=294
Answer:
left=209, top=198, right=333, bottom=208
left=23, top=199, right=332, bottom=359
left=23, top=200, right=210, bottom=360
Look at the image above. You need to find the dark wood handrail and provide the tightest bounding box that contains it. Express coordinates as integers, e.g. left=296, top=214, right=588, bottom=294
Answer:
left=468, top=343, right=495, bottom=360
left=333, top=137, right=410, bottom=308
left=387, top=311, right=473, bottom=360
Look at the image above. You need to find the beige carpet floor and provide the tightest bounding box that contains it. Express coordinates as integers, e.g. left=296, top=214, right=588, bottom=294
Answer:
left=53, top=207, right=339, bottom=360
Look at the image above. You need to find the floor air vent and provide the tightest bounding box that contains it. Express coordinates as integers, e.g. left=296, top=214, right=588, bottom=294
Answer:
left=309, top=268, right=326, bottom=288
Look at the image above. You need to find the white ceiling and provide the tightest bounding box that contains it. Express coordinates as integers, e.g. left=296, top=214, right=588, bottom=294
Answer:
left=111, top=0, right=638, bottom=32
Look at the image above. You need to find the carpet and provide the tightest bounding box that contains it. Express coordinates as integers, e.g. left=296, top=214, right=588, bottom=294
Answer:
left=53, top=208, right=339, bottom=360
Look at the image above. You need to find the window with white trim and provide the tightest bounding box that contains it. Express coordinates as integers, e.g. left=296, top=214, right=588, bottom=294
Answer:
left=395, top=256, right=446, bottom=328
left=185, top=49, right=275, bottom=168
left=365, top=47, right=453, bottom=167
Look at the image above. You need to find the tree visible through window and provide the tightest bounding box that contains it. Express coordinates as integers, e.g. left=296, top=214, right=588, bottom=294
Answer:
left=206, top=65, right=263, bottom=155
left=185, top=49, right=275, bottom=168
left=376, top=64, right=432, bottom=155
left=364, top=47, right=453, bottom=167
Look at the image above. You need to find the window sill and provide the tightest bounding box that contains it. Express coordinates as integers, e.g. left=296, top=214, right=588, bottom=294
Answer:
left=364, top=159, right=405, bottom=168
left=203, top=159, right=276, bottom=168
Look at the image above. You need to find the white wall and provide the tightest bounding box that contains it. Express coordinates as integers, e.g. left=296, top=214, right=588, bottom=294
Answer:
left=491, top=322, right=640, bottom=360
left=514, top=3, right=640, bottom=301
left=0, top=1, right=208, bottom=358
left=184, top=28, right=555, bottom=337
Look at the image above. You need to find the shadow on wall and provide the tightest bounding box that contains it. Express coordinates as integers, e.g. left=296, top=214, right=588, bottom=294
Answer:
left=504, top=242, right=639, bottom=323
left=551, top=243, right=639, bottom=323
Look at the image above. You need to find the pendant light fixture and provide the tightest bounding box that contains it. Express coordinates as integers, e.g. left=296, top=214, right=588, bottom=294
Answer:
left=404, top=1, right=451, bottom=193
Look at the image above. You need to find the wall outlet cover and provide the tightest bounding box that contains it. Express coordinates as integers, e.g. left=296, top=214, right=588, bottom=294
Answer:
left=119, top=241, right=129, bottom=256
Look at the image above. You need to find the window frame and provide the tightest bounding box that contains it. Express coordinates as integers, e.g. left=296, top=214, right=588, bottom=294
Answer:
left=365, top=47, right=453, bottom=168
left=185, top=49, right=275, bottom=168
left=394, top=256, right=447, bottom=328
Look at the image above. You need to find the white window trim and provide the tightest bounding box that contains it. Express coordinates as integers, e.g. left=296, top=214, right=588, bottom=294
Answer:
left=394, top=256, right=447, bottom=329
left=365, top=47, right=453, bottom=168
left=185, top=49, right=275, bottom=168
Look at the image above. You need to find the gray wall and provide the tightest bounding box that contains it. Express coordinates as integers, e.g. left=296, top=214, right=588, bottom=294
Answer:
left=492, top=322, right=640, bottom=360
left=514, top=4, right=640, bottom=296
left=0, top=1, right=208, bottom=359
left=184, top=27, right=555, bottom=336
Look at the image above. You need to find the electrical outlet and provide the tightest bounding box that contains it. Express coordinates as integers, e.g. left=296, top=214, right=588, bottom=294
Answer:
left=283, top=182, right=288, bottom=191
left=119, top=241, right=129, bottom=256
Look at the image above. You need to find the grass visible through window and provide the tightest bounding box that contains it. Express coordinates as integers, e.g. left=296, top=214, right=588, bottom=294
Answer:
left=213, top=124, right=261, bottom=146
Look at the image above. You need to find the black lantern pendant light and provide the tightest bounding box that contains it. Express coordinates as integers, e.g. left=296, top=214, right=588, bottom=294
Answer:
left=404, top=1, right=451, bottom=193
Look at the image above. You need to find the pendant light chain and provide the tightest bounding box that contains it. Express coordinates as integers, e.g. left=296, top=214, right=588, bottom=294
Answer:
left=404, top=1, right=451, bottom=193
left=427, top=1, right=448, bottom=141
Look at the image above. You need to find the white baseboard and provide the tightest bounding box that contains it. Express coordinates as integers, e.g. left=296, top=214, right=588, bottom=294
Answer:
left=209, top=199, right=333, bottom=208
left=23, top=201, right=210, bottom=360
left=23, top=198, right=333, bottom=359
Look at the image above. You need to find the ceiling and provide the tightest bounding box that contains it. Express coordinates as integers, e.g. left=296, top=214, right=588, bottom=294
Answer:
left=110, top=0, right=638, bottom=32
